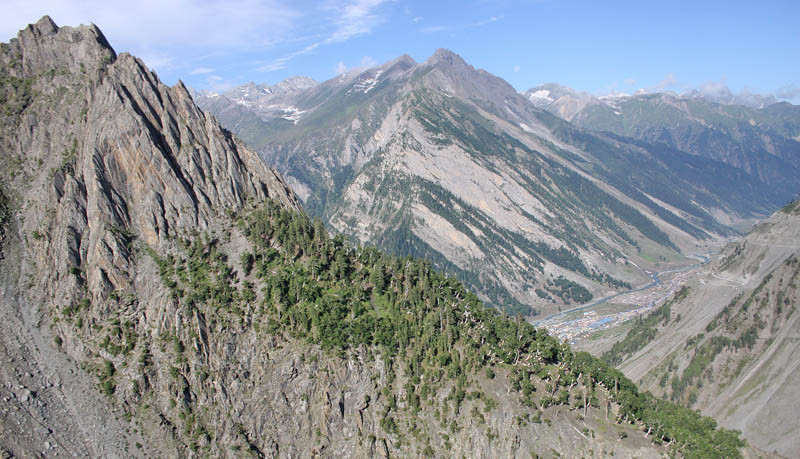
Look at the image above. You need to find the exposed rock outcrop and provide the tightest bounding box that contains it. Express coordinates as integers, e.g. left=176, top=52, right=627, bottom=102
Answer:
left=0, top=16, right=296, bottom=457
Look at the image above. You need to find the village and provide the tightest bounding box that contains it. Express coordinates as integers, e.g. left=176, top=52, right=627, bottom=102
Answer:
left=540, top=266, right=700, bottom=344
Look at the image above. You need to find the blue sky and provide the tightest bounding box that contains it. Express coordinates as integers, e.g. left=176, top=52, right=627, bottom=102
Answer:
left=2, top=0, right=799, bottom=101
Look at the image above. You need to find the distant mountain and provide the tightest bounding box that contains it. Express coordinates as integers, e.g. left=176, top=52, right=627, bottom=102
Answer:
left=525, top=83, right=781, bottom=111
left=683, top=86, right=778, bottom=109
left=522, top=83, right=599, bottom=120
left=198, top=50, right=793, bottom=318
left=604, top=200, right=800, bottom=456
left=0, top=17, right=753, bottom=458
left=525, top=84, right=800, bottom=200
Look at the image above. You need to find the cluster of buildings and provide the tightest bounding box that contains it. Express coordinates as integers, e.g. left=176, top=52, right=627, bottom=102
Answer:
left=539, top=267, right=699, bottom=344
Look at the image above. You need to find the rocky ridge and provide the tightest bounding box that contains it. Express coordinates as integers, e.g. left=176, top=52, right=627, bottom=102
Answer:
left=0, top=15, right=296, bottom=457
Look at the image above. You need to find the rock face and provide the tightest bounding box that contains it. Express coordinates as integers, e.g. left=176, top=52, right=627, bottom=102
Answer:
left=0, top=15, right=297, bottom=457
left=607, top=201, right=800, bottom=456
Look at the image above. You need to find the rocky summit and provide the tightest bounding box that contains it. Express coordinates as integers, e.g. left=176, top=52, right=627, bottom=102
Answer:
left=0, top=17, right=756, bottom=459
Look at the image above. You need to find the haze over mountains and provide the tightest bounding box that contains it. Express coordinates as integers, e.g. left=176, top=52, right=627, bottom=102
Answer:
left=196, top=50, right=800, bottom=318
left=524, top=84, right=800, bottom=205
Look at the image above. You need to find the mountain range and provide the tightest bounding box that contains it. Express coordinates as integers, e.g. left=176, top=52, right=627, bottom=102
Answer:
left=0, top=16, right=764, bottom=458
left=524, top=83, right=800, bottom=207
left=196, top=51, right=799, bottom=319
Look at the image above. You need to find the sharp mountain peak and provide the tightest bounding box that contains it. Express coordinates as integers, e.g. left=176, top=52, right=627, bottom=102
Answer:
left=426, top=48, right=469, bottom=66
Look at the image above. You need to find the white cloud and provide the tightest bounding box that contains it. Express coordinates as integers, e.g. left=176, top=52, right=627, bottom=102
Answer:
left=325, top=0, right=388, bottom=44
left=776, top=85, right=800, bottom=101
left=205, top=74, right=235, bottom=92
left=334, top=61, right=348, bottom=75
left=1, top=0, right=298, bottom=50
left=360, top=56, right=377, bottom=67
left=623, top=77, right=635, bottom=86
left=1, top=0, right=390, bottom=79
left=258, top=56, right=291, bottom=72
left=135, top=51, right=175, bottom=71
left=257, top=0, right=389, bottom=72
left=646, top=73, right=679, bottom=92
left=513, top=65, right=520, bottom=73
left=412, top=17, right=423, bottom=23
left=698, top=77, right=729, bottom=96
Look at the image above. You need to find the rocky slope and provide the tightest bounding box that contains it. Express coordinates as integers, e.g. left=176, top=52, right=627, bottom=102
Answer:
left=603, top=201, right=800, bottom=456
left=196, top=51, right=790, bottom=318
left=0, top=15, right=294, bottom=457
left=0, top=17, right=755, bottom=459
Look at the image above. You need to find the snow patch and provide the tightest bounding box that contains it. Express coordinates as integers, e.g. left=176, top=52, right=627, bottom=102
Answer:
left=280, top=106, right=306, bottom=124
left=526, top=89, right=553, bottom=102
left=351, top=70, right=383, bottom=94
left=232, top=97, right=253, bottom=107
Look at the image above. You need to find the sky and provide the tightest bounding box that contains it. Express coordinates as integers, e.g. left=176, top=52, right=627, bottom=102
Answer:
left=2, top=0, right=799, bottom=102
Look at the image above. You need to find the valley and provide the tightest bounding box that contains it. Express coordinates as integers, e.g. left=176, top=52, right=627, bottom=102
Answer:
left=538, top=257, right=708, bottom=346
left=594, top=202, right=800, bottom=456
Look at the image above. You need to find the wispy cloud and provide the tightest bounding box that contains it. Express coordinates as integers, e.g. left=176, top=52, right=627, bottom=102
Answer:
left=257, top=0, right=389, bottom=72
left=2, top=0, right=391, bottom=78
left=646, top=73, right=679, bottom=92
left=325, top=0, right=387, bottom=44
left=776, top=85, right=800, bottom=101
left=190, top=67, right=215, bottom=75
left=1, top=0, right=299, bottom=50
left=421, top=15, right=502, bottom=34
left=205, top=75, right=235, bottom=92
left=136, top=51, right=175, bottom=71
left=334, top=56, right=377, bottom=75
left=697, top=77, right=729, bottom=96
left=257, top=57, right=292, bottom=73
left=623, top=77, right=636, bottom=86
left=334, top=61, right=349, bottom=75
